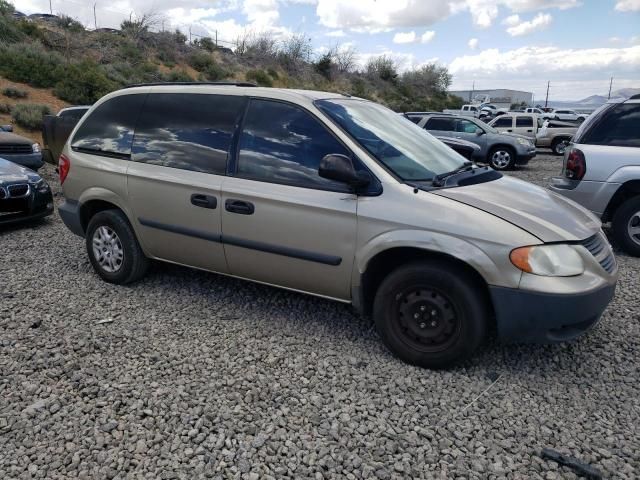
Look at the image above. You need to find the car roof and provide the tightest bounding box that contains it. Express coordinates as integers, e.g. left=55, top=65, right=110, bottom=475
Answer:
left=116, top=83, right=349, bottom=104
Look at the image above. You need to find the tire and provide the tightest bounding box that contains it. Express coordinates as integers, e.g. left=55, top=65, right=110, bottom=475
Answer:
left=551, top=137, right=570, bottom=156
left=612, top=196, right=640, bottom=257
left=85, top=209, right=149, bottom=284
left=488, top=146, right=515, bottom=170
left=373, top=261, right=489, bottom=369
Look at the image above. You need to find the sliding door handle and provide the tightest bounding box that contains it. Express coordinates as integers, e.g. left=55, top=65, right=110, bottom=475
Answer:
left=191, top=194, right=217, bottom=209
left=225, top=199, right=255, bottom=215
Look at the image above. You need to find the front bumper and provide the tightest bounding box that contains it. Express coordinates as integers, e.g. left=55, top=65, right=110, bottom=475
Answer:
left=515, top=148, right=536, bottom=165
left=490, top=283, right=616, bottom=343
left=1, top=152, right=44, bottom=171
left=0, top=185, right=54, bottom=226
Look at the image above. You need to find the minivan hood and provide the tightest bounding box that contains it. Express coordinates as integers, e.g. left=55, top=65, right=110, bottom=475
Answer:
left=434, top=175, right=600, bottom=242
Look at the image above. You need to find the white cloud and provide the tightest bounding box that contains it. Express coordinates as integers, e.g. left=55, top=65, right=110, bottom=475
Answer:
left=448, top=45, right=640, bottom=99
left=615, top=0, right=640, bottom=11
left=502, top=14, right=521, bottom=26
left=393, top=31, right=417, bottom=44
left=468, top=37, right=479, bottom=49
left=421, top=30, right=435, bottom=43
left=506, top=12, right=552, bottom=36
left=325, top=29, right=346, bottom=36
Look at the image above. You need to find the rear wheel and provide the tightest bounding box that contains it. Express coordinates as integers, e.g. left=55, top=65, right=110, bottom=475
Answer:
left=86, top=209, right=149, bottom=284
left=488, top=146, right=515, bottom=170
left=551, top=137, right=570, bottom=156
left=373, top=261, right=489, bottom=369
left=612, top=196, right=640, bottom=257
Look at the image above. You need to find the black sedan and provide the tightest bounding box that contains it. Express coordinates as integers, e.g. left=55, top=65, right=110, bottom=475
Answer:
left=0, top=157, right=53, bottom=226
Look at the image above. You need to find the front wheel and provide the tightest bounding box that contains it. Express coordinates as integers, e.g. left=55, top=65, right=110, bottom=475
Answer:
left=373, top=261, right=489, bottom=369
left=612, top=196, right=640, bottom=257
left=488, top=146, right=515, bottom=170
left=86, top=209, right=149, bottom=284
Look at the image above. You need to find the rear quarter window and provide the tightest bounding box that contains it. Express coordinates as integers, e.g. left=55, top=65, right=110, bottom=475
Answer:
left=575, top=103, right=639, bottom=147
left=71, top=94, right=145, bottom=158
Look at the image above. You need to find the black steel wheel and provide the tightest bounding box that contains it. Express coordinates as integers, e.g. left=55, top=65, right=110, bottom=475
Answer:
left=373, top=260, right=489, bottom=369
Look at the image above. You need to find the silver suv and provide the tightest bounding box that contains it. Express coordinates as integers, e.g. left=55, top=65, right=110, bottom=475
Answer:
left=58, top=83, right=618, bottom=368
left=413, top=113, right=537, bottom=170
left=549, top=95, right=640, bottom=256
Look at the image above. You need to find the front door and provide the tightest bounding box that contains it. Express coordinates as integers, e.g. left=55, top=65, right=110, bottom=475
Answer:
left=220, top=99, right=358, bottom=300
left=127, top=92, right=246, bottom=273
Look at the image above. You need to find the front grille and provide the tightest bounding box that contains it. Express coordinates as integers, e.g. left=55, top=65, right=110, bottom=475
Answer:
left=0, top=144, right=32, bottom=154
left=580, top=233, right=616, bottom=274
left=7, top=184, right=29, bottom=198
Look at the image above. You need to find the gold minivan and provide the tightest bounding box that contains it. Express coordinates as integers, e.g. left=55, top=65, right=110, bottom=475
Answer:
left=58, top=83, right=618, bottom=368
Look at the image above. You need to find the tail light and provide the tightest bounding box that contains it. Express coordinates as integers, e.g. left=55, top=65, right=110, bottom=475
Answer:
left=565, top=148, right=586, bottom=180
left=58, top=154, right=70, bottom=184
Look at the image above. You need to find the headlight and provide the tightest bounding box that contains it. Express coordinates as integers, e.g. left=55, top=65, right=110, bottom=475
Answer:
left=510, top=244, right=584, bottom=277
left=32, top=143, right=41, bottom=153
left=29, top=177, right=49, bottom=192
left=516, top=137, right=531, bottom=146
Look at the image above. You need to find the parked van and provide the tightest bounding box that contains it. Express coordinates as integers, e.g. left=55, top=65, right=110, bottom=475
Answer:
left=58, top=83, right=618, bottom=368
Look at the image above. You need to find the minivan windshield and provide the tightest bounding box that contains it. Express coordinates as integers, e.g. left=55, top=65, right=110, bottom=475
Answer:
left=316, top=98, right=468, bottom=181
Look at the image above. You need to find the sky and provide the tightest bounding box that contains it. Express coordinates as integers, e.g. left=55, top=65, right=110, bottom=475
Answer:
left=11, top=0, right=640, bottom=101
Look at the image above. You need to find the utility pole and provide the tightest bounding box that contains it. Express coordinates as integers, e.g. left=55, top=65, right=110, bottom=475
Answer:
left=608, top=77, right=613, bottom=99
left=215, top=30, right=218, bottom=48
left=189, top=26, right=192, bottom=44
left=49, top=0, right=52, bottom=14
left=93, top=3, right=97, bottom=29
left=544, top=80, right=550, bottom=108
left=469, top=80, right=475, bottom=103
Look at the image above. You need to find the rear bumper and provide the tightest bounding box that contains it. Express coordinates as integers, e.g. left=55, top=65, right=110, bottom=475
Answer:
left=548, top=177, right=618, bottom=218
left=490, top=283, right=616, bottom=343
left=58, top=199, right=84, bottom=237
left=1, top=152, right=44, bottom=171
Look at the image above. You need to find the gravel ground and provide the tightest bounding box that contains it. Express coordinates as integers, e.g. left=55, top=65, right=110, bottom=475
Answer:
left=1, top=152, right=639, bottom=479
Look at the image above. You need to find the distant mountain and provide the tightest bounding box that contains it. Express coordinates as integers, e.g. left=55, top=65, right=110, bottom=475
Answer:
left=543, top=87, right=639, bottom=110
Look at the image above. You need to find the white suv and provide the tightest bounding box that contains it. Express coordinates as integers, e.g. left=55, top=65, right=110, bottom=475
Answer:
left=549, top=94, right=640, bottom=255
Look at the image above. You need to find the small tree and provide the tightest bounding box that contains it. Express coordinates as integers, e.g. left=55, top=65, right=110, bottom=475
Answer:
left=366, top=55, right=398, bottom=83
left=333, top=44, right=357, bottom=73
left=120, top=12, right=159, bottom=41
left=278, top=33, right=312, bottom=73
left=314, top=52, right=333, bottom=80
left=194, top=36, right=216, bottom=52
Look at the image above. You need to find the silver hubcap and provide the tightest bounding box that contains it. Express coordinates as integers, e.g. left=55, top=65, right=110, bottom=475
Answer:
left=556, top=141, right=568, bottom=154
left=92, top=226, right=124, bottom=273
left=491, top=150, right=511, bottom=169
left=628, top=211, right=640, bottom=246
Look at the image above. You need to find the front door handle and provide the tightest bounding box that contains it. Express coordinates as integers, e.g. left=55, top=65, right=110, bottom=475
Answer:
left=191, top=194, right=217, bottom=209
left=225, top=199, right=255, bottom=215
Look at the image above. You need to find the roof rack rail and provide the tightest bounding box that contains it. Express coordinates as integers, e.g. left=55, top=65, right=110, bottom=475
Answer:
left=122, top=81, right=258, bottom=89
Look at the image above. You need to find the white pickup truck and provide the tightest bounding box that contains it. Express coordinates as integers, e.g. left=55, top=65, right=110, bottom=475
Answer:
left=488, top=113, right=578, bottom=155
left=442, top=104, right=481, bottom=117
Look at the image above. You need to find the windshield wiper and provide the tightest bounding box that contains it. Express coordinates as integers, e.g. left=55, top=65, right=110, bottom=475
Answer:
left=431, top=161, right=474, bottom=187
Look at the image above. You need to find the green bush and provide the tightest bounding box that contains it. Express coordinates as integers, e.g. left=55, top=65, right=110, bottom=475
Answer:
left=0, top=103, right=11, bottom=114
left=162, top=69, right=194, bottom=82
left=267, top=68, right=279, bottom=79
left=54, top=61, right=116, bottom=104
left=2, top=86, right=27, bottom=98
left=11, top=103, right=51, bottom=130
left=203, top=63, right=228, bottom=81
left=0, top=15, right=24, bottom=43
left=188, top=51, right=214, bottom=72
left=0, top=42, right=63, bottom=88
left=245, top=69, right=273, bottom=87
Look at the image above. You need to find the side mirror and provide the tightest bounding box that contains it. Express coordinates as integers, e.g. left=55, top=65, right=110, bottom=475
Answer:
left=319, top=154, right=371, bottom=188
left=475, top=128, right=484, bottom=136
left=0, top=124, right=13, bottom=132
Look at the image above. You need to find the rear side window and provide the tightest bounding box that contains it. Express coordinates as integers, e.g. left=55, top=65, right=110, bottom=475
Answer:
left=456, top=119, right=478, bottom=133
left=132, top=93, right=245, bottom=174
left=425, top=117, right=455, bottom=131
left=493, top=117, right=513, bottom=128
left=516, top=116, right=533, bottom=127
left=237, top=99, right=351, bottom=190
left=72, top=94, right=145, bottom=158
left=579, top=103, right=640, bottom=148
